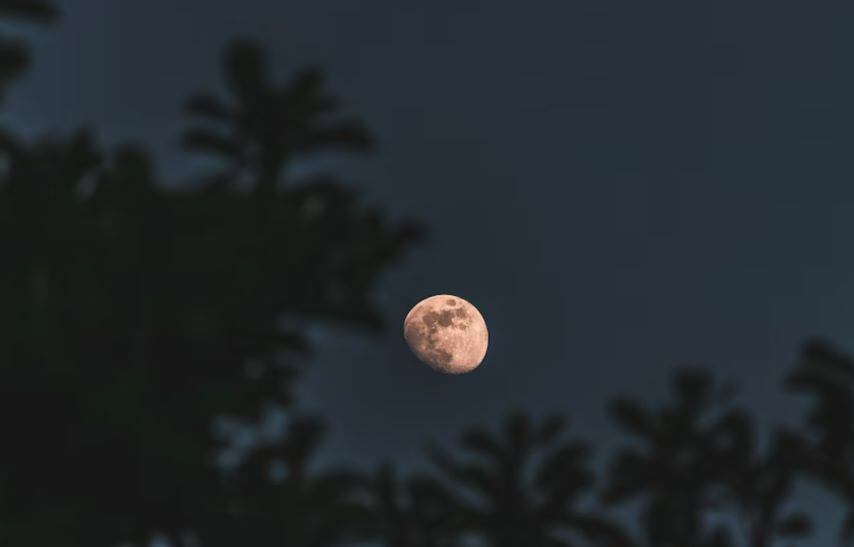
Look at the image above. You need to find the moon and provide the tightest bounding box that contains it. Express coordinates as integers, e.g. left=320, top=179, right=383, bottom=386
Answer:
left=403, top=294, right=488, bottom=374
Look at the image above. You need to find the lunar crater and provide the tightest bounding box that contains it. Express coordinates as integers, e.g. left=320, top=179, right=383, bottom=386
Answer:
left=403, top=294, right=488, bottom=374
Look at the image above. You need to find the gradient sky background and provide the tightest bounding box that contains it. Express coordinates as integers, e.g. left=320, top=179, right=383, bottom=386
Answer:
left=8, top=0, right=854, bottom=542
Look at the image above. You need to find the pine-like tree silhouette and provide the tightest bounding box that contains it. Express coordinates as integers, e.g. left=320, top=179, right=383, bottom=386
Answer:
left=604, top=369, right=810, bottom=547
left=695, top=405, right=810, bottom=547
left=3, top=4, right=851, bottom=547
left=202, top=414, right=372, bottom=547
left=787, top=339, right=854, bottom=542
left=369, top=462, right=463, bottom=547
left=0, top=33, right=422, bottom=546
left=604, top=370, right=735, bottom=547
left=427, top=412, right=630, bottom=547
left=181, top=39, right=374, bottom=193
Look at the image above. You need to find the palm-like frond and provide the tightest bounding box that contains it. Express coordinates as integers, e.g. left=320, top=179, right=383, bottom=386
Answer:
left=370, top=463, right=464, bottom=547
left=427, top=411, right=626, bottom=547
left=182, top=39, right=375, bottom=191
left=786, top=339, right=854, bottom=543
left=607, top=368, right=811, bottom=547
left=787, top=339, right=854, bottom=454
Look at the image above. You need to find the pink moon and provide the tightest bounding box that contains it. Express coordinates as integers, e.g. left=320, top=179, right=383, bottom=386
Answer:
left=403, top=294, right=488, bottom=374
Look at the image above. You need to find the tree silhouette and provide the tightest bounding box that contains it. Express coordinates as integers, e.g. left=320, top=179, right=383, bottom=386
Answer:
left=369, top=463, right=464, bottom=547
left=605, top=369, right=810, bottom=547
left=695, top=407, right=810, bottom=547
left=4, top=4, right=854, bottom=547
left=0, top=35, right=422, bottom=546
left=182, top=39, right=374, bottom=194
left=787, top=339, right=854, bottom=543
left=428, top=412, right=629, bottom=547
left=199, top=414, right=372, bottom=547
left=605, top=370, right=736, bottom=547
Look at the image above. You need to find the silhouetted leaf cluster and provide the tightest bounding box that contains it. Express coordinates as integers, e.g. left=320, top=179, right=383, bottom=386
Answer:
left=0, top=9, right=419, bottom=545
left=2, top=5, right=854, bottom=547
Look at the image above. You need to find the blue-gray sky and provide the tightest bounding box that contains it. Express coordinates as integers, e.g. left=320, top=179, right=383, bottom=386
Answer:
left=9, top=0, right=854, bottom=541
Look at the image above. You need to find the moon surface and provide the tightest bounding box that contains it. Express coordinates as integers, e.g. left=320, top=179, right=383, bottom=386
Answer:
left=403, top=294, right=488, bottom=374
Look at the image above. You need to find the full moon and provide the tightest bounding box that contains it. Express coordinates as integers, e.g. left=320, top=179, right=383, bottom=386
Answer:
left=403, top=294, right=488, bottom=374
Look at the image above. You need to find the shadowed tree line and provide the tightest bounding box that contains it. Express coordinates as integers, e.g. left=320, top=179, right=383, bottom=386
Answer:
left=2, top=3, right=854, bottom=546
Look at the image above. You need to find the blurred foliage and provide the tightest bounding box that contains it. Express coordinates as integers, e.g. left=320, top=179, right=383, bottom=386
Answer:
left=2, top=3, right=854, bottom=547
left=427, top=412, right=630, bottom=547
left=605, top=370, right=810, bottom=547
left=368, top=463, right=463, bottom=547
left=787, top=340, right=854, bottom=544
left=182, top=39, right=374, bottom=194
left=0, top=4, right=421, bottom=545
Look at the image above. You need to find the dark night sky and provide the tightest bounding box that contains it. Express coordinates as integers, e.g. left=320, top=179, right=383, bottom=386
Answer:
left=9, top=0, right=854, bottom=540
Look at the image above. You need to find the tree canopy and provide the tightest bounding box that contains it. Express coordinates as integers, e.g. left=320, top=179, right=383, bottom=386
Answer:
left=1, top=3, right=854, bottom=547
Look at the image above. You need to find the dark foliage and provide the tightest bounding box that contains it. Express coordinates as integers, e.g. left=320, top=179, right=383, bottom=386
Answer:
left=368, top=463, right=464, bottom=547
left=428, top=412, right=631, bottom=547
left=182, top=39, right=375, bottom=194
left=0, top=12, right=421, bottom=545
left=787, top=339, right=854, bottom=543
left=605, top=370, right=810, bottom=547
left=1, top=4, right=854, bottom=547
